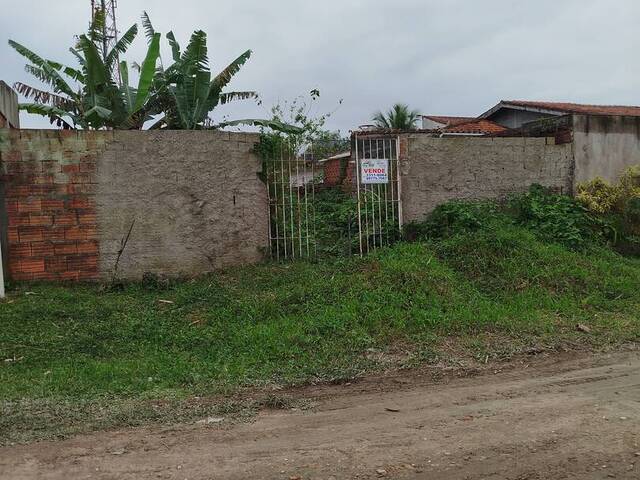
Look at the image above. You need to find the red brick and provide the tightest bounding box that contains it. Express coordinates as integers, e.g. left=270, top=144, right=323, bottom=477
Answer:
left=45, top=256, right=68, bottom=273
left=83, top=225, right=98, bottom=240
left=33, top=175, right=55, bottom=185
left=70, top=173, right=93, bottom=184
left=77, top=240, right=98, bottom=255
left=2, top=151, right=22, bottom=162
left=29, top=185, right=55, bottom=196
left=67, top=254, right=98, bottom=271
left=54, top=242, right=77, bottom=255
left=20, top=258, right=45, bottom=273
left=10, top=271, right=34, bottom=281
left=10, top=243, right=31, bottom=258
left=67, top=197, right=94, bottom=209
left=78, top=212, right=97, bottom=225
left=18, top=226, right=44, bottom=242
left=53, top=212, right=78, bottom=226
left=8, top=215, right=31, bottom=227
left=41, top=160, right=59, bottom=173
left=60, top=271, right=80, bottom=281
left=64, top=226, right=85, bottom=240
left=5, top=200, right=18, bottom=214
left=79, top=161, right=96, bottom=173
left=31, top=242, right=55, bottom=257
left=79, top=271, right=99, bottom=281
left=7, top=227, right=19, bottom=243
left=67, top=184, right=95, bottom=195
left=6, top=186, right=31, bottom=197
left=44, top=227, right=66, bottom=241
left=29, top=214, right=53, bottom=226
left=41, top=199, right=65, bottom=212
left=61, top=164, right=80, bottom=174
left=17, top=199, right=42, bottom=213
left=32, top=271, right=57, bottom=281
left=8, top=258, right=21, bottom=274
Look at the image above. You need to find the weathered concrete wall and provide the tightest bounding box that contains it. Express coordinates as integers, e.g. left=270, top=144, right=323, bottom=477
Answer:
left=0, top=129, right=267, bottom=281
left=96, top=131, right=266, bottom=280
left=572, top=115, right=640, bottom=186
left=400, top=135, right=574, bottom=222
left=0, top=81, right=19, bottom=129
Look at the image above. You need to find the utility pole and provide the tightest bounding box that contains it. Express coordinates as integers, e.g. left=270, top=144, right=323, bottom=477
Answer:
left=91, top=0, right=120, bottom=81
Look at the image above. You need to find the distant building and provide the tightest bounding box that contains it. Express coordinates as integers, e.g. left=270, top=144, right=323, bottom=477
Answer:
left=0, top=81, right=20, bottom=129
left=480, top=100, right=640, bottom=129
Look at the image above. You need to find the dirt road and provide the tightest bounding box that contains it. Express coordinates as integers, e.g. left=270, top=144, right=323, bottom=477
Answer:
left=2, top=351, right=639, bottom=479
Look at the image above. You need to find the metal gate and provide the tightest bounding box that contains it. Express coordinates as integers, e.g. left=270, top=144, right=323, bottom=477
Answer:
left=265, top=134, right=402, bottom=261
left=354, top=134, right=402, bottom=255
left=265, top=141, right=317, bottom=261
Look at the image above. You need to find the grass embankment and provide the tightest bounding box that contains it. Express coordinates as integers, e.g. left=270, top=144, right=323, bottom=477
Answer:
left=2, top=212, right=640, bottom=443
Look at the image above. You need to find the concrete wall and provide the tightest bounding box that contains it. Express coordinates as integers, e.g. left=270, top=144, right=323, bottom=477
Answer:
left=572, top=115, right=640, bottom=186
left=96, top=131, right=266, bottom=280
left=399, top=134, right=574, bottom=222
left=0, top=81, right=19, bottom=129
left=0, top=129, right=267, bottom=281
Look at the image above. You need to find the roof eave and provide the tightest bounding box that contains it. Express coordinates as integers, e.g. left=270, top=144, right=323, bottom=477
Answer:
left=480, top=101, right=566, bottom=119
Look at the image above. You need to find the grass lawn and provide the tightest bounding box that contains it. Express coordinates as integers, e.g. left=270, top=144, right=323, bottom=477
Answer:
left=1, top=221, right=639, bottom=444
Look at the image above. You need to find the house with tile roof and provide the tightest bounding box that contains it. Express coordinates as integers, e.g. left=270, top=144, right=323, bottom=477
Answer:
left=480, top=100, right=640, bottom=130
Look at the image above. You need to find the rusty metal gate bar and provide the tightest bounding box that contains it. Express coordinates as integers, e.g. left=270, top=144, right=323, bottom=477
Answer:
left=354, top=134, right=402, bottom=256
left=266, top=140, right=316, bottom=261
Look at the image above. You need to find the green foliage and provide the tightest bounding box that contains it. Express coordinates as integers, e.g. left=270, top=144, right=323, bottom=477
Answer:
left=404, top=200, right=497, bottom=241
left=372, top=103, right=421, bottom=130
left=576, top=166, right=640, bottom=254
left=9, top=10, right=161, bottom=129
left=313, top=189, right=358, bottom=257
left=508, top=184, right=602, bottom=249
left=147, top=25, right=257, bottom=129
left=576, top=177, right=621, bottom=214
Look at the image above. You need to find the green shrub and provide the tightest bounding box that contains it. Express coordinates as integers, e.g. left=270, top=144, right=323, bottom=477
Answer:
left=404, top=200, right=498, bottom=241
left=576, top=166, right=640, bottom=254
left=508, top=184, right=601, bottom=250
left=313, top=189, right=359, bottom=257
left=576, top=177, right=620, bottom=214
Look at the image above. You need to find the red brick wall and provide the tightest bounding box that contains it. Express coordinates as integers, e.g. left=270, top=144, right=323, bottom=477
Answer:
left=323, top=158, right=342, bottom=187
left=0, top=130, right=105, bottom=281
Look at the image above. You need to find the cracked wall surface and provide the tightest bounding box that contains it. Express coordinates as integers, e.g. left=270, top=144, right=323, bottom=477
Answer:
left=95, top=130, right=267, bottom=280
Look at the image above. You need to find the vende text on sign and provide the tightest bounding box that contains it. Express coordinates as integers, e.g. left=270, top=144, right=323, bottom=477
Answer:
left=361, top=159, right=389, bottom=184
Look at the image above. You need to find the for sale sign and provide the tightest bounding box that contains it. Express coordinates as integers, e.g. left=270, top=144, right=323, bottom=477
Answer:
left=361, top=159, right=389, bottom=184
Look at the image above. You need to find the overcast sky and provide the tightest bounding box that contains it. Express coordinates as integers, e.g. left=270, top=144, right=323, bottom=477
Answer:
left=1, top=0, right=638, bottom=132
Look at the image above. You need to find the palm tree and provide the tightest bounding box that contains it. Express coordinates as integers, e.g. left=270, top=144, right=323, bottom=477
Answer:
left=9, top=11, right=160, bottom=129
left=372, top=103, right=421, bottom=130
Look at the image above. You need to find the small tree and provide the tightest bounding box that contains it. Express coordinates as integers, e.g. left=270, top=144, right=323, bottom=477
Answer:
left=372, top=103, right=421, bottom=130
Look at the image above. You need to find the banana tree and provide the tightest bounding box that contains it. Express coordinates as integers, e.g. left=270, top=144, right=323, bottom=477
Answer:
left=140, top=15, right=300, bottom=133
left=9, top=11, right=161, bottom=129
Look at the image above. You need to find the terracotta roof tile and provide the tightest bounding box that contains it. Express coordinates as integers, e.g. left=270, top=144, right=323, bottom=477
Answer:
left=503, top=100, right=640, bottom=117
left=423, top=115, right=475, bottom=125
left=442, top=119, right=509, bottom=135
